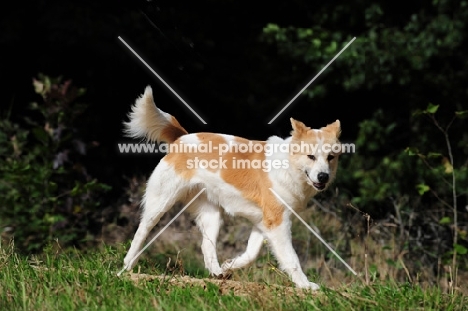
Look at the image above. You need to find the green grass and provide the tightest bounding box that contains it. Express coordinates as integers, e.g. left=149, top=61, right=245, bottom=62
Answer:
left=0, top=242, right=466, bottom=311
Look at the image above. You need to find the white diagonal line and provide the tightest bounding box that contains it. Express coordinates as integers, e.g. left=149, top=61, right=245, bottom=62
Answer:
left=117, top=188, right=207, bottom=276
left=269, top=188, right=358, bottom=275
left=268, top=37, right=357, bottom=124
left=118, top=36, right=207, bottom=125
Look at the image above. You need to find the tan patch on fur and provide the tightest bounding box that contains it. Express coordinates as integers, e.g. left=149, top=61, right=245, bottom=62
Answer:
left=195, top=133, right=228, bottom=173
left=160, top=116, right=188, bottom=144
left=290, top=118, right=311, bottom=139
left=164, top=133, right=227, bottom=180
left=165, top=133, right=284, bottom=229
left=291, top=118, right=338, bottom=140
left=165, top=150, right=196, bottom=180
left=138, top=92, right=187, bottom=144
left=220, top=137, right=284, bottom=229
left=290, top=119, right=341, bottom=155
left=321, top=120, right=341, bottom=138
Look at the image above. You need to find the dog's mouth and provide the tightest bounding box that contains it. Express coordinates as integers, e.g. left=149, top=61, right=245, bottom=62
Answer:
left=313, top=182, right=326, bottom=190
left=305, top=171, right=327, bottom=191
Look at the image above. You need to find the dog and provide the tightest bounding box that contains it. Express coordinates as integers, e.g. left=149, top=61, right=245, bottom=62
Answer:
left=122, top=86, right=341, bottom=290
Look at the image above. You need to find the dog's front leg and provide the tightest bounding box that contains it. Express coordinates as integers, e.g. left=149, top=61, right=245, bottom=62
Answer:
left=262, top=220, right=320, bottom=290
left=221, top=225, right=264, bottom=273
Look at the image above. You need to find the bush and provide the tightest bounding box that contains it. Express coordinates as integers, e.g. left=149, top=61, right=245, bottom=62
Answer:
left=335, top=106, right=468, bottom=274
left=0, top=74, right=110, bottom=253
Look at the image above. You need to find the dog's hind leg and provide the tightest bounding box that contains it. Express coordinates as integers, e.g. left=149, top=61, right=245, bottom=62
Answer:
left=194, top=201, right=223, bottom=277
left=123, top=164, right=188, bottom=271
left=221, top=225, right=264, bottom=273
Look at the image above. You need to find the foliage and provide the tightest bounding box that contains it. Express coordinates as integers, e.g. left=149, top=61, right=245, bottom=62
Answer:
left=409, top=104, right=468, bottom=274
left=260, top=0, right=468, bottom=101
left=0, top=74, right=110, bottom=253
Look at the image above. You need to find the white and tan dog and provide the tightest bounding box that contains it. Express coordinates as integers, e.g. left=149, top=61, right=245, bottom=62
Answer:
left=122, top=86, right=341, bottom=290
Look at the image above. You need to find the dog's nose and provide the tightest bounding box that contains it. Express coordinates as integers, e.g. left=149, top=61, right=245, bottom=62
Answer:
left=317, top=172, right=329, bottom=183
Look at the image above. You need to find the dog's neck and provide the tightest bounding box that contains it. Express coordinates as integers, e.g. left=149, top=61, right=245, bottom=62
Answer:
left=265, top=134, right=329, bottom=209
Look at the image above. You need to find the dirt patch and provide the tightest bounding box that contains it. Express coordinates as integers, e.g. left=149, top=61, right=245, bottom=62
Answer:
left=128, top=272, right=318, bottom=298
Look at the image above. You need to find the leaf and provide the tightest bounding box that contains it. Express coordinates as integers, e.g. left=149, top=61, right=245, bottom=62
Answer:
left=263, top=23, right=279, bottom=34
left=70, top=184, right=81, bottom=196
left=325, top=41, right=337, bottom=54
left=405, top=147, right=419, bottom=156
left=427, top=152, right=442, bottom=158
left=454, top=244, right=468, bottom=255
left=412, top=109, right=424, bottom=117
left=442, top=157, right=453, bottom=174
left=32, top=127, right=49, bottom=144
left=455, top=110, right=468, bottom=119
left=77, top=87, right=87, bottom=97
left=439, top=217, right=451, bottom=225
left=425, top=103, right=439, bottom=114
left=32, top=79, right=44, bottom=94
left=416, top=183, right=430, bottom=195
left=386, top=259, right=397, bottom=267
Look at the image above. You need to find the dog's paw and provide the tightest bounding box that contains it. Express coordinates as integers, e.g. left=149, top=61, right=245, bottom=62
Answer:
left=307, top=282, right=320, bottom=291
left=213, top=271, right=232, bottom=280
left=208, top=266, right=232, bottom=280
left=295, top=281, right=320, bottom=290
left=210, top=267, right=224, bottom=276
left=221, top=259, right=234, bottom=271
left=123, top=256, right=136, bottom=271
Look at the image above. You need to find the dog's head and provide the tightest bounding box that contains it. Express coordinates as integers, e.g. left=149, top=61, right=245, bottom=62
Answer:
left=289, top=118, right=341, bottom=192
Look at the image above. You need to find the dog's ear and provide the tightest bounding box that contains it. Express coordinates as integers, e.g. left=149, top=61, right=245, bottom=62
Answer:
left=290, top=118, right=311, bottom=138
left=322, top=120, right=341, bottom=138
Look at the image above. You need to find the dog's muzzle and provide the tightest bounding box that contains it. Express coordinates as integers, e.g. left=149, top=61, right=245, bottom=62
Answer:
left=306, top=171, right=329, bottom=191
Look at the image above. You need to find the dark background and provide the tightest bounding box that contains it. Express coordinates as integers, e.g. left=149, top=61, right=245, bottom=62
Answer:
left=1, top=0, right=467, bottom=225
left=1, top=0, right=373, bottom=186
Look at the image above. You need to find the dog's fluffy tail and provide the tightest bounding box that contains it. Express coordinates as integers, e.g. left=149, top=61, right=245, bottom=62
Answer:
left=124, top=86, right=188, bottom=144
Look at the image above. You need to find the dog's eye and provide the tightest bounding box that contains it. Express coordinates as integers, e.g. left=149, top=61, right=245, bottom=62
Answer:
left=307, top=155, right=316, bottom=161
left=327, top=155, right=335, bottom=161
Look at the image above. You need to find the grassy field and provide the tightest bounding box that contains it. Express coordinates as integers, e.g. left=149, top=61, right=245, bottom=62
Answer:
left=0, top=241, right=467, bottom=311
